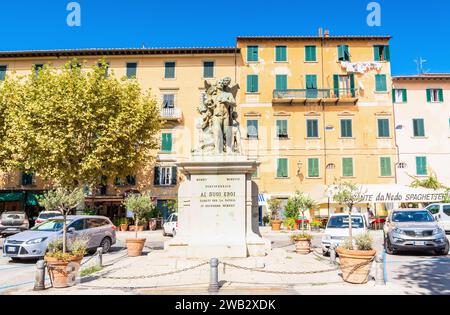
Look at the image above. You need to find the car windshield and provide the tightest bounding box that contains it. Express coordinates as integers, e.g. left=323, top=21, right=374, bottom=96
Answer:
left=392, top=211, right=434, bottom=223
left=32, top=219, right=70, bottom=232
left=38, top=212, right=61, bottom=219
left=327, top=216, right=365, bottom=229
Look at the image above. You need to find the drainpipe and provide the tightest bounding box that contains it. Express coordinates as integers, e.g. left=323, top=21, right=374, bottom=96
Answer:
left=321, top=34, right=328, bottom=186
left=391, top=81, right=400, bottom=184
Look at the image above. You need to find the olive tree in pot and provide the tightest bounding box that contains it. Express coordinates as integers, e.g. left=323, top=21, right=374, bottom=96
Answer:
left=287, top=192, right=317, bottom=254
left=38, top=187, right=86, bottom=288
left=123, top=194, right=155, bottom=257
left=284, top=192, right=301, bottom=231
left=267, top=198, right=282, bottom=231
left=333, top=182, right=376, bottom=284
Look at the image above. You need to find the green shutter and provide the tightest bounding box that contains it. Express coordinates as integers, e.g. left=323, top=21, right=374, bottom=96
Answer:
left=416, top=157, right=427, bottom=176
left=171, top=167, right=178, bottom=185
left=338, top=45, right=349, bottom=61
left=305, top=46, right=316, bottom=62
left=308, top=158, right=319, bottom=178
left=402, top=89, right=408, bottom=102
left=349, top=74, right=355, bottom=96
left=333, top=74, right=340, bottom=97
left=306, top=75, right=318, bottom=98
left=413, top=119, right=425, bottom=137
left=384, top=45, right=391, bottom=61
left=307, top=120, right=318, bottom=138
left=378, top=119, right=390, bottom=137
left=203, top=61, right=214, bottom=78
left=0, top=65, right=6, bottom=81
left=374, top=46, right=381, bottom=61
left=438, top=89, right=444, bottom=102
left=162, top=133, right=172, bottom=152
left=426, top=89, right=432, bottom=102
left=126, top=63, right=137, bottom=79
left=276, top=75, right=287, bottom=91
left=276, top=46, right=287, bottom=62
left=342, top=158, right=354, bottom=177
left=277, top=159, right=288, bottom=178
left=380, top=157, right=392, bottom=177
left=340, top=119, right=353, bottom=138
left=248, top=46, right=258, bottom=62
left=247, top=75, right=258, bottom=93
left=165, top=62, right=175, bottom=78
left=375, top=74, right=387, bottom=92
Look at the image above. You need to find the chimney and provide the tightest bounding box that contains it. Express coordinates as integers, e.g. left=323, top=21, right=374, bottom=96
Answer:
left=324, top=29, right=330, bottom=38
left=318, top=28, right=323, bottom=37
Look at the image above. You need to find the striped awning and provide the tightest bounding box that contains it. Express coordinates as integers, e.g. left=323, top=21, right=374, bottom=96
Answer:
left=258, top=194, right=267, bottom=206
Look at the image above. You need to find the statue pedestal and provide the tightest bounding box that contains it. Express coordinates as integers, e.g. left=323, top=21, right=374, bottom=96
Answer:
left=164, top=155, right=271, bottom=259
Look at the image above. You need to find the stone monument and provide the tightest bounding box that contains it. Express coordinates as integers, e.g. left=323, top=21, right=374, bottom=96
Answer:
left=164, top=77, right=271, bottom=258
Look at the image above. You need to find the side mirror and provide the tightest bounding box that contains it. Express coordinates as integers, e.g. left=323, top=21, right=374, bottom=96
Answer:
left=67, top=227, right=76, bottom=234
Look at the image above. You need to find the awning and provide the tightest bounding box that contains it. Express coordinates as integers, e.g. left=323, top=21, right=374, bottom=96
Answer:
left=0, top=192, right=43, bottom=206
left=0, top=192, right=23, bottom=202
left=258, top=194, right=267, bottom=206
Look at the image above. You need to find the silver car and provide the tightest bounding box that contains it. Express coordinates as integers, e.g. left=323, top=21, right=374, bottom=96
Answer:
left=2, top=215, right=116, bottom=261
left=0, top=211, right=29, bottom=236
left=384, top=209, right=449, bottom=256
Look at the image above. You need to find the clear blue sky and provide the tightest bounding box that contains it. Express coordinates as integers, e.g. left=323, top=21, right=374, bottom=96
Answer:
left=0, top=0, right=449, bottom=75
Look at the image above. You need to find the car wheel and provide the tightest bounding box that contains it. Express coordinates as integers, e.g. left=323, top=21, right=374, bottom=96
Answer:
left=10, top=257, right=22, bottom=263
left=172, top=229, right=177, bottom=237
left=100, top=237, right=112, bottom=254
left=384, top=235, right=396, bottom=255
left=435, top=240, right=450, bottom=256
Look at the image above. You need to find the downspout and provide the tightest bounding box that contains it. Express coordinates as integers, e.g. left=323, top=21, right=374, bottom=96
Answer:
left=321, top=35, right=328, bottom=186
left=391, top=81, right=400, bottom=184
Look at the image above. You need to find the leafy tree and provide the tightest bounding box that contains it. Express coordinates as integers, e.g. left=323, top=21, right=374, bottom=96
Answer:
left=124, top=194, right=155, bottom=239
left=0, top=61, right=161, bottom=191
left=333, top=181, right=366, bottom=250
left=267, top=198, right=282, bottom=221
left=410, top=172, right=447, bottom=190
left=39, top=188, right=85, bottom=254
left=284, top=192, right=302, bottom=220
left=299, top=194, right=318, bottom=235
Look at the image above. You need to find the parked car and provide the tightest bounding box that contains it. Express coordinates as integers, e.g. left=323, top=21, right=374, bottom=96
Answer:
left=321, top=213, right=369, bottom=256
left=0, top=211, right=30, bottom=237
left=35, top=211, right=61, bottom=226
left=2, top=215, right=116, bottom=261
left=383, top=209, right=449, bottom=256
left=426, top=203, right=450, bottom=234
left=162, top=213, right=178, bottom=237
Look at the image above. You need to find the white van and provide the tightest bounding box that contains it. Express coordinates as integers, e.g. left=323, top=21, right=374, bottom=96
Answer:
left=426, top=204, right=450, bottom=233
left=162, top=213, right=178, bottom=237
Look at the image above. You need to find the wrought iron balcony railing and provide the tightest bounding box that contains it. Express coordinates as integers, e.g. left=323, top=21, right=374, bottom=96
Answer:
left=273, top=88, right=358, bottom=100
left=160, top=107, right=183, bottom=120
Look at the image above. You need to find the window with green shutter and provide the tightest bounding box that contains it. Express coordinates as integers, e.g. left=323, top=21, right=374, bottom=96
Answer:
left=380, top=157, right=392, bottom=177
left=413, top=119, right=425, bottom=137
left=276, top=120, right=288, bottom=139
left=340, top=119, right=353, bottom=138
left=305, top=46, right=317, bottom=62
left=393, top=89, right=407, bottom=103
left=427, top=88, right=444, bottom=102
left=247, top=120, right=259, bottom=139
left=342, top=158, right=354, bottom=177
left=247, top=75, right=259, bottom=93
left=126, top=62, right=137, bottom=79
left=308, top=158, right=319, bottom=178
left=21, top=173, right=34, bottom=186
left=306, top=119, right=319, bottom=138
left=305, top=74, right=318, bottom=98
left=275, top=46, right=287, bottom=62
left=161, top=133, right=173, bottom=152
left=377, top=119, right=390, bottom=137
left=165, top=62, right=175, bottom=79
left=276, top=158, right=288, bottom=178
left=275, top=75, right=287, bottom=91
left=337, top=45, right=350, bottom=61
left=375, top=74, right=387, bottom=92
left=0, top=65, right=7, bottom=81
left=374, top=45, right=390, bottom=61
left=203, top=61, right=214, bottom=78
left=247, top=46, right=259, bottom=62
left=416, top=156, right=427, bottom=176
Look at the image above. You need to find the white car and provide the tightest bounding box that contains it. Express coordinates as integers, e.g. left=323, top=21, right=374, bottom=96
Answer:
left=162, top=213, right=178, bottom=237
left=34, top=211, right=61, bottom=225
left=321, top=213, right=369, bottom=256
left=426, top=204, right=450, bottom=234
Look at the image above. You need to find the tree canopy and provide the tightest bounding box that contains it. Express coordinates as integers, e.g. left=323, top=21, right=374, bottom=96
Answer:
left=0, top=61, right=162, bottom=189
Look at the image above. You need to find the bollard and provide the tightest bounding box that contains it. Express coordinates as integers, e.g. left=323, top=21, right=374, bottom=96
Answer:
left=208, top=258, right=219, bottom=293
left=34, top=260, right=46, bottom=291
left=96, top=247, right=103, bottom=268
left=329, top=245, right=337, bottom=265
left=375, top=254, right=385, bottom=285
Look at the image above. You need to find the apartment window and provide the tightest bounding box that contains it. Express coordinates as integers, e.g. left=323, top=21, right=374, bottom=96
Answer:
left=377, top=118, right=390, bottom=138
left=276, top=119, right=288, bottom=139
left=416, top=157, right=428, bottom=176
left=308, top=158, right=320, bottom=178
left=413, top=119, right=425, bottom=137
left=375, top=74, right=387, bottom=92
left=306, top=119, right=319, bottom=138
left=247, top=120, right=259, bottom=139
left=380, top=157, right=392, bottom=177
left=247, top=46, right=259, bottom=62
left=305, top=45, right=317, bottom=62
left=165, top=62, right=176, bottom=79
left=333, top=74, right=355, bottom=97
left=337, top=45, right=350, bottom=61
left=115, top=175, right=136, bottom=186
left=305, top=74, right=318, bottom=98
left=275, top=75, right=287, bottom=91
left=21, top=173, right=34, bottom=186
left=0, top=65, right=7, bottom=80
left=247, top=75, right=259, bottom=93
left=427, top=88, right=444, bottom=103
left=161, top=133, right=173, bottom=152
left=393, top=89, right=407, bottom=103
left=275, top=46, right=287, bottom=62
left=203, top=61, right=214, bottom=78
left=97, top=62, right=109, bottom=77
left=163, top=94, right=175, bottom=108
left=34, top=64, right=44, bottom=76
left=340, top=119, right=353, bottom=138
left=276, top=158, right=288, bottom=178
left=374, top=45, right=390, bottom=62
left=126, top=62, right=137, bottom=79
left=154, top=166, right=177, bottom=186
left=342, top=158, right=354, bottom=177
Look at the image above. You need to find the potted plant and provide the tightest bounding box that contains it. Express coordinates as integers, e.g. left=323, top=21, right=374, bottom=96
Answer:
left=267, top=198, right=283, bottom=231
left=119, top=217, right=129, bottom=232
left=333, top=181, right=376, bottom=284
left=123, top=193, right=155, bottom=257
left=262, top=215, right=270, bottom=227
left=298, top=194, right=318, bottom=234
left=283, top=217, right=296, bottom=231
left=284, top=192, right=302, bottom=230
left=290, top=233, right=313, bottom=255
left=38, top=187, right=86, bottom=288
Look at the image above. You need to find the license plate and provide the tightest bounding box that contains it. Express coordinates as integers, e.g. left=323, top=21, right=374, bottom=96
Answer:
left=6, top=246, right=17, bottom=253
left=6, top=228, right=18, bottom=231
left=414, top=241, right=426, bottom=246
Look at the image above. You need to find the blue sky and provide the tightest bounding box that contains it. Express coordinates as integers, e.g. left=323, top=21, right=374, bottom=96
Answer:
left=0, top=0, right=449, bottom=75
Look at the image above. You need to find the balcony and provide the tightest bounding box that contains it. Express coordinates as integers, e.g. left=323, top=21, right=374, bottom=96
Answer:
left=272, top=89, right=358, bottom=106
left=160, top=107, right=183, bottom=121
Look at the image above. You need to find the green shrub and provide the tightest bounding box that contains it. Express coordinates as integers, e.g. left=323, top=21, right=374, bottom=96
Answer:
left=290, top=233, right=312, bottom=242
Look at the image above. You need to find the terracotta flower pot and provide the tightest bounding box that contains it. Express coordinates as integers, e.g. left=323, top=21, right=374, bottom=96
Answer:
left=294, top=223, right=299, bottom=230
left=120, top=224, right=129, bottom=232
left=294, top=239, right=311, bottom=255
left=336, top=248, right=376, bottom=284
left=271, top=220, right=282, bottom=231
left=44, top=255, right=83, bottom=288
left=125, top=238, right=146, bottom=257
